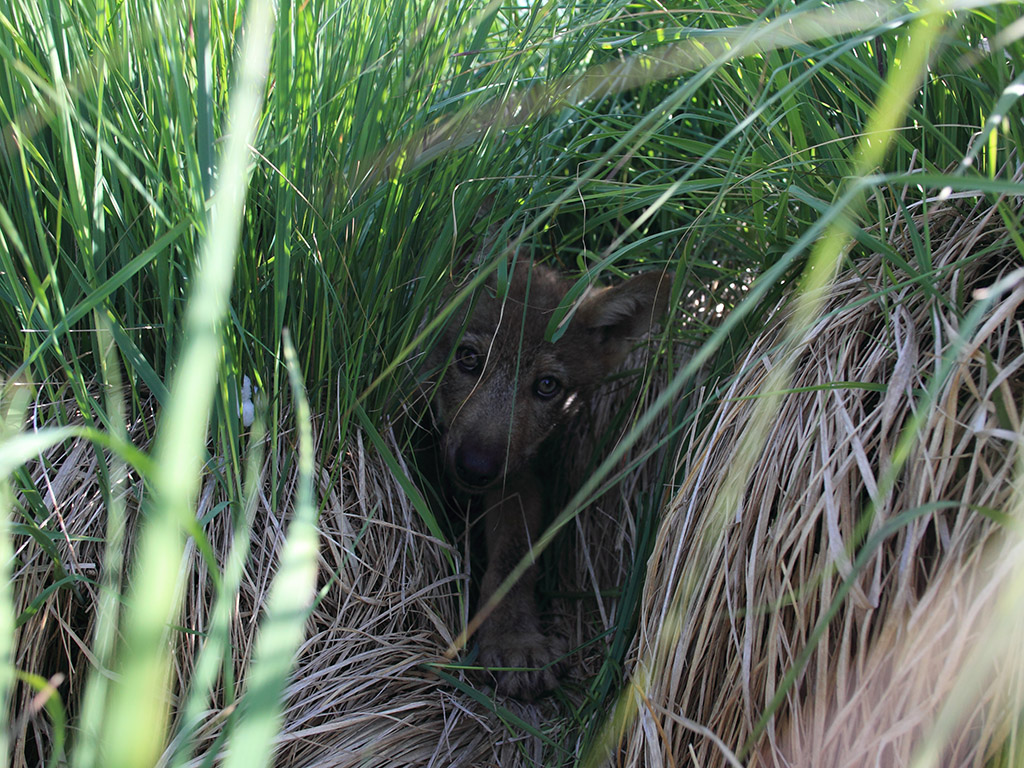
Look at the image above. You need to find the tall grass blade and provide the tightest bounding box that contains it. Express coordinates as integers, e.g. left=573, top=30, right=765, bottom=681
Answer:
left=73, top=318, right=132, bottom=768
left=221, top=330, right=318, bottom=768
left=167, top=404, right=267, bottom=768
left=582, top=2, right=954, bottom=763
left=0, top=383, right=32, bottom=765
left=98, top=0, right=274, bottom=764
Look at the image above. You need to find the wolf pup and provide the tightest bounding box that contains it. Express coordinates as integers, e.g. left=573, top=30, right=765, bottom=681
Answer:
left=428, top=260, right=671, bottom=700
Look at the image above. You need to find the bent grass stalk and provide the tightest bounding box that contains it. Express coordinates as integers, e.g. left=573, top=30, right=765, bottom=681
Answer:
left=579, top=4, right=953, bottom=764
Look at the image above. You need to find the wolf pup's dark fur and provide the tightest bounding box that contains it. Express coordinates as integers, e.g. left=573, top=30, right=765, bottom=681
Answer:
left=427, top=261, right=671, bottom=699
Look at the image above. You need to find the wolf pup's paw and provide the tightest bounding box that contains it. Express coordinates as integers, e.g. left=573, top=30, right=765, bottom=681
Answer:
left=479, top=627, right=567, bottom=701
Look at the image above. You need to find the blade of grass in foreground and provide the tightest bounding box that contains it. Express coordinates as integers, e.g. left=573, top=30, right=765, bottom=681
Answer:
left=168, top=401, right=267, bottom=768
left=0, top=384, right=32, bottom=765
left=72, top=317, right=131, bottom=768
left=95, top=1, right=274, bottom=765
left=578, top=3, right=953, bottom=764
left=221, top=329, right=318, bottom=768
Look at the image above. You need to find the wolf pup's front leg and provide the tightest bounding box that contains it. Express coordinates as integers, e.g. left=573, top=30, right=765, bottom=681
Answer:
left=476, top=469, right=566, bottom=700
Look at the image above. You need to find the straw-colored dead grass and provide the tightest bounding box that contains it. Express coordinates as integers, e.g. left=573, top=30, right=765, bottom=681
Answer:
left=12, top=194, right=1023, bottom=768
left=9, top=345, right=673, bottom=766
left=12, top=419, right=525, bottom=766
left=621, top=192, right=1024, bottom=767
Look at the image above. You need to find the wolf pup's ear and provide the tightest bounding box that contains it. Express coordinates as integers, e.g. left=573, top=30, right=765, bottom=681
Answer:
left=578, top=270, right=673, bottom=369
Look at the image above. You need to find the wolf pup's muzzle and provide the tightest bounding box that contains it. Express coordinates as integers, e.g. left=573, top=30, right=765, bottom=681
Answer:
left=451, top=440, right=507, bottom=490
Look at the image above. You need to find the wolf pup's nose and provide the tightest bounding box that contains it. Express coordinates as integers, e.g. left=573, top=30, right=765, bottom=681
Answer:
left=454, top=445, right=502, bottom=488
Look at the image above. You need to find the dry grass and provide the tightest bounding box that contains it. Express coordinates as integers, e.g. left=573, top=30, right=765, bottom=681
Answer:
left=13, top=417, right=505, bottom=766
left=11, top=194, right=1024, bottom=767
left=10, top=344, right=677, bottom=766
left=620, top=191, right=1024, bottom=767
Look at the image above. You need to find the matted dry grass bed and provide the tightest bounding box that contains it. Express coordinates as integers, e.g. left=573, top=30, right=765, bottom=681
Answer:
left=10, top=194, right=1024, bottom=767
left=621, top=193, right=1024, bottom=766
left=10, top=365, right=671, bottom=765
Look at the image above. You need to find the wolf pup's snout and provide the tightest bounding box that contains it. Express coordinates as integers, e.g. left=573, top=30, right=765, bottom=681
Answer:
left=453, top=442, right=503, bottom=488
left=427, top=260, right=672, bottom=700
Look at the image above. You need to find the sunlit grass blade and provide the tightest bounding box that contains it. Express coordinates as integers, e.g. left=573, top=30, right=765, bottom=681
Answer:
left=581, top=3, right=955, bottom=762
left=0, top=381, right=33, bottom=765
left=72, top=318, right=131, bottom=768
left=166, top=408, right=267, bottom=768
left=221, top=329, right=318, bottom=768
left=98, top=1, right=275, bottom=765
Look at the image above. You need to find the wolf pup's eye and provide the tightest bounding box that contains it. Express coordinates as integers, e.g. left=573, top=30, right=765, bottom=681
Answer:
left=455, top=345, right=482, bottom=375
left=534, top=376, right=561, bottom=399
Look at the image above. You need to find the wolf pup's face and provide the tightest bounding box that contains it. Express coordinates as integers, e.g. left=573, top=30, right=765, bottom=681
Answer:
left=428, top=262, right=671, bottom=492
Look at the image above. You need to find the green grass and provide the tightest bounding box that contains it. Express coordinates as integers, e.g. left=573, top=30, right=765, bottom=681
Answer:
left=2, top=0, right=1023, bottom=764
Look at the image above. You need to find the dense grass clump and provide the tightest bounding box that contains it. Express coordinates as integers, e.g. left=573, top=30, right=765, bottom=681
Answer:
left=618, top=192, right=1024, bottom=767
left=1, top=0, right=1023, bottom=765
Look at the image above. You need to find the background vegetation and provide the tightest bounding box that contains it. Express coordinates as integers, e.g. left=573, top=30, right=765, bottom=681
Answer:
left=1, top=0, right=1022, bottom=765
